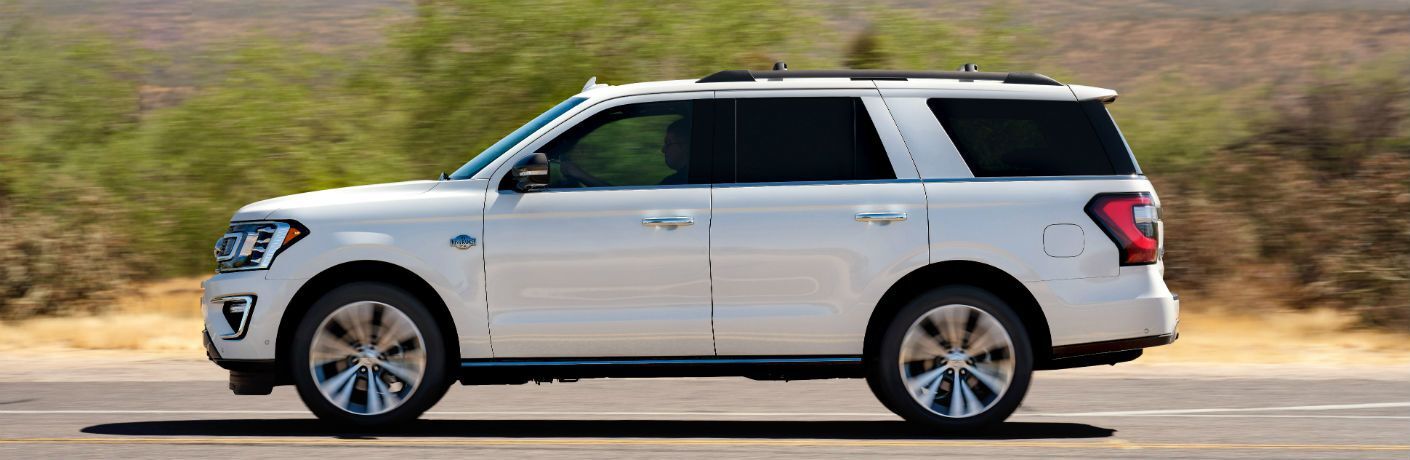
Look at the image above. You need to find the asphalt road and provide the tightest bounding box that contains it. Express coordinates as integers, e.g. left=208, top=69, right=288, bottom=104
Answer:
left=1, top=368, right=1407, bottom=458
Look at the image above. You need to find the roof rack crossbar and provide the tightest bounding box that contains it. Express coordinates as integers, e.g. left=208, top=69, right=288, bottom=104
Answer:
left=695, top=69, right=1062, bottom=86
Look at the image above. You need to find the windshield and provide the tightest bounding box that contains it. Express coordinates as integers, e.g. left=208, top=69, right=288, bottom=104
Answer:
left=448, top=97, right=587, bottom=179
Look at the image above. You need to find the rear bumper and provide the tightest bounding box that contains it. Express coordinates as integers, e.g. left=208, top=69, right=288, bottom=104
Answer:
left=1051, top=331, right=1178, bottom=359
left=1025, top=264, right=1180, bottom=348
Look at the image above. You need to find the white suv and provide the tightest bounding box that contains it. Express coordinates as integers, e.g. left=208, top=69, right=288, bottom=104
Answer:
left=203, top=65, right=1178, bottom=429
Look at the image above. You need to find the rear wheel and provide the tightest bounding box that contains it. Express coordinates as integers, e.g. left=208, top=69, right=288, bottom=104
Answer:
left=291, top=282, right=451, bottom=427
left=868, top=285, right=1033, bottom=430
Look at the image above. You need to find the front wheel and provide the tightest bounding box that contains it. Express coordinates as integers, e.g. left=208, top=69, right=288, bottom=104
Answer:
left=868, top=285, right=1034, bottom=430
left=291, top=282, right=451, bottom=427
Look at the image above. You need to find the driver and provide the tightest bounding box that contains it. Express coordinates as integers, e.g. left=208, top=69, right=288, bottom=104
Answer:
left=559, top=117, right=690, bottom=187
left=657, top=118, right=690, bottom=185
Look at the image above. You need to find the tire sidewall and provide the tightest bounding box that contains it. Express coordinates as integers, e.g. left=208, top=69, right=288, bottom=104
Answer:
left=870, top=285, right=1034, bottom=429
left=290, top=282, right=450, bottom=427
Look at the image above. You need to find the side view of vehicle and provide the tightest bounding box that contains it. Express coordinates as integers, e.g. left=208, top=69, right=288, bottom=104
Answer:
left=203, top=63, right=1178, bottom=429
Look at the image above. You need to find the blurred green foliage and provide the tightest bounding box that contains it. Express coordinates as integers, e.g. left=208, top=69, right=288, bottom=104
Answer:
left=0, top=0, right=1406, bottom=327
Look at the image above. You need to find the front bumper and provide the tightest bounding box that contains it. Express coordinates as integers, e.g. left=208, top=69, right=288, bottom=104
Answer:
left=201, top=270, right=302, bottom=361
left=204, top=329, right=280, bottom=395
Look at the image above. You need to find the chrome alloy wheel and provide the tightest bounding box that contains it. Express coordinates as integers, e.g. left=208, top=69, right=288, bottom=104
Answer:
left=899, top=304, right=1016, bottom=418
left=309, top=301, right=426, bottom=416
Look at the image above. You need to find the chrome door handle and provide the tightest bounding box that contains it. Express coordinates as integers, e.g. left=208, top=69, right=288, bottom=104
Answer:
left=855, top=212, right=907, bottom=222
left=642, top=216, right=694, bottom=227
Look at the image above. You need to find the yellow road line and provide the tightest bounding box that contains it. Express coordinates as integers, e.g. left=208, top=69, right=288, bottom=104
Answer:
left=0, top=437, right=1407, bottom=451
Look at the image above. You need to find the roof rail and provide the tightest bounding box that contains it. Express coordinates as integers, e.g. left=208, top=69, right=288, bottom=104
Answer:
left=696, top=68, right=1062, bottom=86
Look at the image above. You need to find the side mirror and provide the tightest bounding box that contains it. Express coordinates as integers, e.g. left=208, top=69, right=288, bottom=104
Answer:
left=510, top=152, right=549, bottom=193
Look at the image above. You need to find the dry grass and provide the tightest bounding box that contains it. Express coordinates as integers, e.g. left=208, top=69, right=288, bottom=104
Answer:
left=1, top=277, right=1407, bottom=367
left=1144, top=307, right=1410, bottom=366
left=0, top=277, right=204, bottom=352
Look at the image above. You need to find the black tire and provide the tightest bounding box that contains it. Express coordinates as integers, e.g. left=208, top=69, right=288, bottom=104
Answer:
left=291, top=282, right=452, bottom=427
left=867, top=285, right=1034, bottom=430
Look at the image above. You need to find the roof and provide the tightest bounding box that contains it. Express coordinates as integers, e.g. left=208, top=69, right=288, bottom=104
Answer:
left=573, top=67, right=1115, bottom=103
left=697, top=69, right=1061, bottom=86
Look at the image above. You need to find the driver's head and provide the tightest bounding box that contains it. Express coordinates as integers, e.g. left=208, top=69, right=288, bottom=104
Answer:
left=662, top=118, right=690, bottom=170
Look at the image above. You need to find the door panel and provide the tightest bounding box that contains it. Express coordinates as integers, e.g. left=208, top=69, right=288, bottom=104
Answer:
left=483, top=187, right=714, bottom=357
left=710, top=182, right=929, bottom=355
left=707, top=91, right=929, bottom=356
left=479, top=94, right=717, bottom=358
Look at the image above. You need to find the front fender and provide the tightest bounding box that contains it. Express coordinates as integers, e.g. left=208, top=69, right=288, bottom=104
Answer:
left=264, top=226, right=492, bottom=358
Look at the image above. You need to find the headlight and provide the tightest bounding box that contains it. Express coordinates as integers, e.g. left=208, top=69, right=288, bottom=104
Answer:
left=213, top=221, right=307, bottom=272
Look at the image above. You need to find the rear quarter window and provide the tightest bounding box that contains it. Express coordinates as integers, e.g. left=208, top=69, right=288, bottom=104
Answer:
left=926, top=98, right=1137, bottom=177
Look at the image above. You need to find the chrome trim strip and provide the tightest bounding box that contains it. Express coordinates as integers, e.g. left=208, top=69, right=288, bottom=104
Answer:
left=923, top=175, right=1146, bottom=184
left=642, top=216, right=694, bottom=227
left=855, top=212, right=907, bottom=222
left=514, top=183, right=713, bottom=193
left=460, top=357, right=862, bottom=367
left=213, top=295, right=256, bottom=340
left=711, top=178, right=922, bottom=188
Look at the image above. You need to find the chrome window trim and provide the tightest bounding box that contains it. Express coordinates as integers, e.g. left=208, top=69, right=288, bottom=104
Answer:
left=712, top=178, right=922, bottom=189
left=501, top=183, right=713, bottom=194
left=922, top=175, right=1146, bottom=183
left=212, top=295, right=256, bottom=340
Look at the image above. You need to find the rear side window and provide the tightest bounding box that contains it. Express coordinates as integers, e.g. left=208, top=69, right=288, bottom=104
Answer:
left=927, top=98, right=1137, bottom=177
left=731, top=98, right=894, bottom=183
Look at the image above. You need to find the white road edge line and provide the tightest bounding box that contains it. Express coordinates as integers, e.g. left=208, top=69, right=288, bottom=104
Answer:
left=1024, top=401, right=1410, bottom=416
left=0, top=401, right=1407, bottom=419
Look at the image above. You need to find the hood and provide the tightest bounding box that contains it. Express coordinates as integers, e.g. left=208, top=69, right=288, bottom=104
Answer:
left=230, top=180, right=440, bottom=222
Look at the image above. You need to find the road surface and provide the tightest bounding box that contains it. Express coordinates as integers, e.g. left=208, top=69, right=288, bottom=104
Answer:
left=0, top=363, right=1407, bottom=458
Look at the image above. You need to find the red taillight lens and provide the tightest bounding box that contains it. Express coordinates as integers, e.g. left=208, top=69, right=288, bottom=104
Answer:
left=1086, top=192, right=1161, bottom=266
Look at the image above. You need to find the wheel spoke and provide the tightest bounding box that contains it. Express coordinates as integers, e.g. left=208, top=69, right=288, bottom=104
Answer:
left=961, top=308, right=979, bottom=348
left=917, top=370, right=944, bottom=409
left=378, top=359, right=422, bottom=387
left=318, top=365, right=360, bottom=408
left=963, top=323, right=998, bottom=357
left=310, top=341, right=358, bottom=367
left=966, top=363, right=1008, bottom=394
left=352, top=302, right=376, bottom=345
left=902, top=333, right=948, bottom=363
left=366, top=372, right=385, bottom=415
left=374, top=372, right=405, bottom=407
left=948, top=370, right=965, bottom=416
left=905, top=367, right=946, bottom=394
left=376, top=319, right=413, bottom=354
left=369, top=303, right=385, bottom=343
left=960, top=374, right=983, bottom=416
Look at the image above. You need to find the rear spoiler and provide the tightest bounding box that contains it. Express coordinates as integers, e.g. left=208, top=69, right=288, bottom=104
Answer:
left=1070, top=85, right=1119, bottom=104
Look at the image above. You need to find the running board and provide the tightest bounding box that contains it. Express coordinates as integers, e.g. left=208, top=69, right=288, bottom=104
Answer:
left=457, top=356, right=863, bottom=384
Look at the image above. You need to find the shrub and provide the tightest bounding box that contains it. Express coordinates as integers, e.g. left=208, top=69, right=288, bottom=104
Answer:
left=0, top=207, right=134, bottom=319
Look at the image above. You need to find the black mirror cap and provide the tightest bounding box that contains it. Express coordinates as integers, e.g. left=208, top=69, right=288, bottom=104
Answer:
left=504, top=152, right=550, bottom=193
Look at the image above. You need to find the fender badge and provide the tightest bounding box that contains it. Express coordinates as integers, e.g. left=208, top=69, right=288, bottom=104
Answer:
left=450, top=235, right=476, bottom=249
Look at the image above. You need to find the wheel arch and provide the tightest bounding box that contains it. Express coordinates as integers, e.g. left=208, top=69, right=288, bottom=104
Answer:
left=275, top=260, right=461, bottom=384
left=863, top=260, right=1053, bottom=366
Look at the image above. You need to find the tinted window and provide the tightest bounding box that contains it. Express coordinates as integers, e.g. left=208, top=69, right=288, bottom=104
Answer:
left=732, top=98, right=894, bottom=183
left=927, top=98, right=1135, bottom=177
left=542, top=101, right=695, bottom=188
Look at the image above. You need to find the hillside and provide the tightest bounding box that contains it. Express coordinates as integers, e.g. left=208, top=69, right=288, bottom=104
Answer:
left=22, top=0, right=1410, bottom=92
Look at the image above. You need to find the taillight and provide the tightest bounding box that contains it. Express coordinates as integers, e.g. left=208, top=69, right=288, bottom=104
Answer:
left=1086, top=192, right=1161, bottom=266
